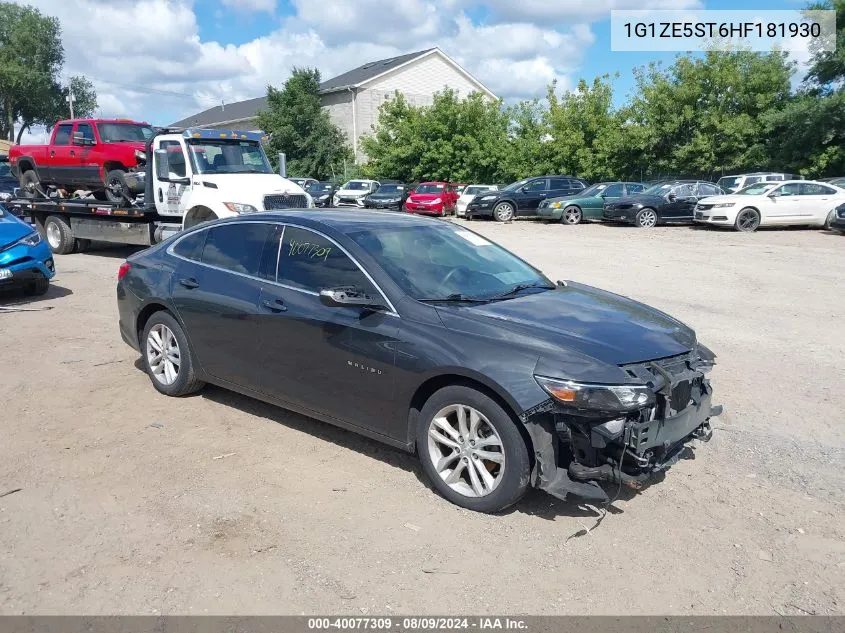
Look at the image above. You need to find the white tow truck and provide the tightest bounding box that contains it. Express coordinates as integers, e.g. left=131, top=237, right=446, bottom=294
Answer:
left=4, top=128, right=312, bottom=254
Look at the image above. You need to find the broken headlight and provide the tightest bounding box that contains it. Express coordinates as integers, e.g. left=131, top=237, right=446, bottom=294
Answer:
left=534, top=376, right=655, bottom=413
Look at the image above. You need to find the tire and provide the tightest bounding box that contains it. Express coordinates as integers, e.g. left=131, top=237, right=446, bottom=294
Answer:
left=734, top=207, right=760, bottom=232
left=824, top=209, right=834, bottom=230
left=493, top=202, right=515, bottom=222
left=44, top=215, right=77, bottom=255
left=562, top=205, right=582, bottom=225
left=141, top=311, right=205, bottom=397
left=20, top=170, right=41, bottom=199
left=24, top=277, right=49, bottom=296
left=92, top=190, right=109, bottom=201
left=635, top=208, right=658, bottom=228
left=104, top=169, right=130, bottom=204
left=416, top=385, right=530, bottom=513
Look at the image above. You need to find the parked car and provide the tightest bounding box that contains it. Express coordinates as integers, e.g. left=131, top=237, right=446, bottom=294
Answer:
left=693, top=180, right=845, bottom=232
left=465, top=176, right=588, bottom=222
left=821, top=176, right=845, bottom=188
left=289, top=177, right=319, bottom=190
left=0, top=156, right=17, bottom=200
left=332, top=179, right=379, bottom=207
left=456, top=184, right=498, bottom=217
left=403, top=182, right=459, bottom=216
left=363, top=183, right=409, bottom=210
left=306, top=181, right=336, bottom=207
left=828, top=201, right=845, bottom=233
left=603, top=180, right=724, bottom=228
left=9, top=118, right=154, bottom=203
left=117, top=210, right=720, bottom=513
left=716, top=172, right=798, bottom=194
left=0, top=203, right=55, bottom=295
left=537, top=181, right=647, bottom=224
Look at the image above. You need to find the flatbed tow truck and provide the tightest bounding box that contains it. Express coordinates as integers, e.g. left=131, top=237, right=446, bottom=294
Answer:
left=4, top=127, right=311, bottom=254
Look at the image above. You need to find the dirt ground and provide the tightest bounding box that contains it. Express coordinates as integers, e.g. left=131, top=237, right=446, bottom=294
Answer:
left=1, top=219, right=844, bottom=616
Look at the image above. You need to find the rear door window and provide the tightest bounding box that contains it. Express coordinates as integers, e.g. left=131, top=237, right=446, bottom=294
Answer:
left=277, top=226, right=375, bottom=293
left=201, top=222, right=274, bottom=276
left=53, top=124, right=73, bottom=145
left=626, top=183, right=645, bottom=195
left=602, top=183, right=624, bottom=197
left=173, top=230, right=207, bottom=261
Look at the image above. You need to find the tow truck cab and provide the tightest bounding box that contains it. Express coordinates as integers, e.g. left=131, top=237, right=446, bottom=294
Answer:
left=146, top=129, right=312, bottom=228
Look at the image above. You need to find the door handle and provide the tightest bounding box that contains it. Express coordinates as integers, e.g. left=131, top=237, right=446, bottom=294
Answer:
left=70, top=150, right=75, bottom=156
left=178, top=277, right=199, bottom=289
left=50, top=151, right=55, bottom=157
left=262, top=298, right=287, bottom=312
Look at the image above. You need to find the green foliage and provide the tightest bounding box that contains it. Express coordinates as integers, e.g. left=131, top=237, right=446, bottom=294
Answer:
left=257, top=67, right=352, bottom=181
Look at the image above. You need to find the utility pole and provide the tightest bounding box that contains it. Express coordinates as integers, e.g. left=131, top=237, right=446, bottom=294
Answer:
left=66, top=83, right=75, bottom=119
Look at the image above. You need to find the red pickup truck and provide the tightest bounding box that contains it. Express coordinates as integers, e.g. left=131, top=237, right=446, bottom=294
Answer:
left=9, top=118, right=155, bottom=203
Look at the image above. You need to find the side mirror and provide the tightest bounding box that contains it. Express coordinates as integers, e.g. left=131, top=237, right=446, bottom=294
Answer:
left=320, top=286, right=383, bottom=309
left=519, top=186, right=528, bottom=193
left=72, top=131, right=92, bottom=146
left=667, top=193, right=677, bottom=201
left=154, top=149, right=170, bottom=181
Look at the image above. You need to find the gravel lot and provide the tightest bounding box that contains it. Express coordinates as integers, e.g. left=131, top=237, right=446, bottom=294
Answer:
left=1, top=219, right=844, bottom=616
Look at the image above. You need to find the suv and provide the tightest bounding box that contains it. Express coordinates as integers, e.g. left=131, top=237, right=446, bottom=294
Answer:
left=465, top=176, right=587, bottom=222
left=716, top=172, right=798, bottom=194
left=603, top=180, right=724, bottom=228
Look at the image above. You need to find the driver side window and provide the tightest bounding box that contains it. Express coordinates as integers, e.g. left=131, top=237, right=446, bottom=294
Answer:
left=277, top=226, right=376, bottom=294
left=524, top=179, right=547, bottom=192
left=603, top=183, right=624, bottom=197
left=773, top=183, right=801, bottom=197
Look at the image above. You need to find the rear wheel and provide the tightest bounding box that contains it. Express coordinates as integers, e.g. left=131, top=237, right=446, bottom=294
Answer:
left=635, top=208, right=657, bottom=228
left=824, top=209, right=835, bottom=230
left=141, top=311, right=204, bottom=397
left=44, top=215, right=77, bottom=255
left=416, top=385, right=530, bottom=513
left=562, top=205, right=582, bottom=225
left=493, top=202, right=515, bottom=222
left=735, top=207, right=760, bottom=232
left=104, top=169, right=130, bottom=204
left=20, top=170, right=41, bottom=199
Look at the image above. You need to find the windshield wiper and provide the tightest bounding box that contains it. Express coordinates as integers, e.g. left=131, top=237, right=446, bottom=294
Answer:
left=418, top=294, right=490, bottom=304
left=489, top=281, right=556, bottom=300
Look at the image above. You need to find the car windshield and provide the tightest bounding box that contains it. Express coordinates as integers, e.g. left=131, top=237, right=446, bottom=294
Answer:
left=578, top=183, right=609, bottom=197
left=375, top=184, right=404, bottom=194
left=342, top=181, right=370, bottom=190
left=641, top=182, right=676, bottom=196
left=735, top=183, right=777, bottom=195
left=717, top=176, right=742, bottom=191
left=502, top=179, right=529, bottom=192
left=348, top=222, right=553, bottom=301
left=187, top=140, right=272, bottom=174
left=97, top=122, right=155, bottom=142
left=415, top=184, right=444, bottom=194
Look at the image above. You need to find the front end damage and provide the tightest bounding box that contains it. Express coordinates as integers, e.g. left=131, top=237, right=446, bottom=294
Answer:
left=520, top=348, right=722, bottom=503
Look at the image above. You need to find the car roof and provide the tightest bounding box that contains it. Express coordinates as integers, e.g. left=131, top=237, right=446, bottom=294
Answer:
left=223, top=208, right=444, bottom=231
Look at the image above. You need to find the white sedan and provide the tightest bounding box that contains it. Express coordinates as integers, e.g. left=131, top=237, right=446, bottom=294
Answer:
left=694, top=180, right=845, bottom=232
left=456, top=184, right=498, bottom=217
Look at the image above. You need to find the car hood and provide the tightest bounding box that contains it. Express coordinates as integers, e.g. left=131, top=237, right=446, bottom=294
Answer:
left=199, top=174, right=306, bottom=196
left=609, top=194, right=664, bottom=206
left=408, top=193, right=443, bottom=202
left=369, top=192, right=404, bottom=200
left=435, top=282, right=695, bottom=367
left=0, top=212, right=35, bottom=250
left=546, top=192, right=594, bottom=205
left=697, top=194, right=753, bottom=205
left=335, top=188, right=370, bottom=197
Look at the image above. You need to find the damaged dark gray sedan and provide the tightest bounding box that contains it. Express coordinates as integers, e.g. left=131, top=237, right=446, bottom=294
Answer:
left=117, top=210, right=721, bottom=513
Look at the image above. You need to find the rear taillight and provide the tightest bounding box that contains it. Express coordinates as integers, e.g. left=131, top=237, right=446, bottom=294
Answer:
left=118, top=261, right=131, bottom=280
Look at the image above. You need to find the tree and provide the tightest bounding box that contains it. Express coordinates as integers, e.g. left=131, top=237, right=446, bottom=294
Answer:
left=362, top=89, right=510, bottom=183
left=0, top=1, right=63, bottom=141
left=256, top=68, right=352, bottom=181
left=15, top=75, right=97, bottom=143
left=762, top=0, right=845, bottom=176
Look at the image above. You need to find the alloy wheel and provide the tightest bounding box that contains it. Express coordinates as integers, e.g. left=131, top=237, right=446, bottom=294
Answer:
left=637, top=209, right=657, bottom=227
left=146, top=323, right=181, bottom=386
left=737, top=209, right=760, bottom=232
left=564, top=207, right=582, bottom=224
left=427, top=404, right=505, bottom=498
left=494, top=203, right=514, bottom=222
left=45, top=222, right=62, bottom=250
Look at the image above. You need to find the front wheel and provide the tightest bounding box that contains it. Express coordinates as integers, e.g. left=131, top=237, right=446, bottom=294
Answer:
left=142, top=311, right=205, bottom=397
left=562, top=205, right=582, bottom=225
left=416, top=385, right=530, bottom=513
left=493, top=202, right=515, bottom=222
left=44, top=215, right=77, bottom=255
left=20, top=170, right=41, bottom=199
left=104, top=169, right=130, bottom=204
left=635, top=208, right=657, bottom=228
left=734, top=207, right=760, bottom=232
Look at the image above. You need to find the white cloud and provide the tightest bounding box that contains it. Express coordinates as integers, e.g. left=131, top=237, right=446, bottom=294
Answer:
left=221, top=0, right=277, bottom=12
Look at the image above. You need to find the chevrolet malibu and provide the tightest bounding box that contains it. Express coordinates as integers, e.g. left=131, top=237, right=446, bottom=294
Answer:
left=117, top=210, right=721, bottom=513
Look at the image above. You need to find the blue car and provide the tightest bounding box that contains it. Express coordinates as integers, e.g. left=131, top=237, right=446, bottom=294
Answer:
left=0, top=204, right=55, bottom=295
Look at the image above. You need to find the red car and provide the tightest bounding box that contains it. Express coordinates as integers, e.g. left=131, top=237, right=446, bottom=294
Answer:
left=9, top=118, right=154, bottom=203
left=403, top=181, right=459, bottom=216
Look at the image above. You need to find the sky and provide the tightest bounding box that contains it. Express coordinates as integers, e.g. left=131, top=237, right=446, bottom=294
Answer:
left=15, top=0, right=813, bottom=141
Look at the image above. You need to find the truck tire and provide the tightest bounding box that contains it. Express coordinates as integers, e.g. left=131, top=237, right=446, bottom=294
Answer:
left=20, top=170, right=41, bottom=199
left=104, top=169, right=130, bottom=204
left=44, top=215, right=77, bottom=255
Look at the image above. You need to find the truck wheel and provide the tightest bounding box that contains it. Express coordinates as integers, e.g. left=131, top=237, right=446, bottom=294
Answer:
left=20, top=170, right=41, bottom=199
left=104, top=169, right=130, bottom=204
left=44, top=215, right=77, bottom=255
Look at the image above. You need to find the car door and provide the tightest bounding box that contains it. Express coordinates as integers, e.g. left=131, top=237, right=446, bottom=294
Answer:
left=763, top=182, right=803, bottom=223
left=660, top=184, right=691, bottom=220
left=47, top=124, right=75, bottom=185
left=516, top=178, right=549, bottom=215
left=256, top=224, right=402, bottom=438
left=798, top=182, right=839, bottom=224
left=625, top=183, right=646, bottom=196
left=155, top=139, right=192, bottom=216
left=595, top=183, right=624, bottom=212
left=170, top=221, right=276, bottom=390
left=71, top=122, right=99, bottom=186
